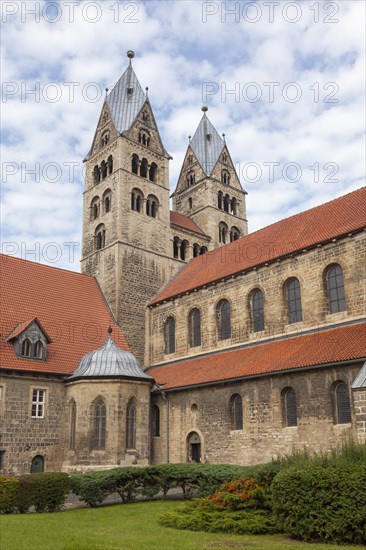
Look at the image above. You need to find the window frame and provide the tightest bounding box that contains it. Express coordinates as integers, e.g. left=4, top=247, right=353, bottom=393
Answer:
left=230, top=394, right=243, bottom=430
left=126, top=401, right=136, bottom=449
left=92, top=398, right=107, bottom=450
left=217, top=299, right=231, bottom=341
left=285, top=277, right=303, bottom=324
left=165, top=317, right=176, bottom=354
left=332, top=381, right=352, bottom=424
left=325, top=264, right=347, bottom=314
left=189, top=308, right=201, bottom=348
left=31, top=388, right=46, bottom=419
left=282, top=387, right=298, bottom=427
left=251, top=289, right=265, bottom=332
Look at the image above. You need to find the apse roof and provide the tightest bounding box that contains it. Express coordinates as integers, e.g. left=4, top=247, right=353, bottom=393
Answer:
left=190, top=112, right=225, bottom=175
left=68, top=335, right=153, bottom=381
left=106, top=61, right=147, bottom=134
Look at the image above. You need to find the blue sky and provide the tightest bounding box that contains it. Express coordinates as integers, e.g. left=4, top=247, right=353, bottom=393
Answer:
left=1, top=0, right=365, bottom=270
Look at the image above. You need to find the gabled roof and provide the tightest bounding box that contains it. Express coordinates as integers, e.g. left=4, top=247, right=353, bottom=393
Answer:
left=148, top=322, right=366, bottom=391
left=106, top=61, right=146, bottom=134
left=150, top=187, right=366, bottom=305
left=6, top=317, right=52, bottom=343
left=190, top=112, right=225, bottom=175
left=170, top=211, right=208, bottom=237
left=0, top=254, right=129, bottom=374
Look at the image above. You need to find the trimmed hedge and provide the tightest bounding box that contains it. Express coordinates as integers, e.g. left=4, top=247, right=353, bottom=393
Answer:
left=0, top=473, right=70, bottom=514
left=272, top=462, right=366, bottom=544
left=70, top=463, right=276, bottom=507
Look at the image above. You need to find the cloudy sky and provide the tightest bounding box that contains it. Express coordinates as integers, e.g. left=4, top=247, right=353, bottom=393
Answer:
left=1, top=0, right=365, bottom=270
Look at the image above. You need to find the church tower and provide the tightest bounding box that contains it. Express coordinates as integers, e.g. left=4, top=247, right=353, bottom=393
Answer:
left=81, top=52, right=179, bottom=364
left=172, top=107, right=248, bottom=248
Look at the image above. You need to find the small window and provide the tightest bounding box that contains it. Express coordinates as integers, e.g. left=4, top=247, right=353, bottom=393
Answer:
left=0, top=451, right=5, bottom=471
left=230, top=394, right=243, bottom=430
left=104, top=196, right=111, bottom=213
left=230, top=227, right=240, bottom=242
left=200, top=246, right=208, bottom=255
left=101, top=132, right=109, bottom=148
left=140, top=158, right=148, bottom=178
left=223, top=194, right=230, bottom=213
left=231, top=198, right=237, bottom=215
left=189, top=308, right=201, bottom=348
left=187, top=172, right=195, bottom=186
left=126, top=401, right=136, bottom=449
left=131, top=189, right=143, bottom=213
left=180, top=240, right=188, bottom=261
left=103, top=112, right=109, bottom=123
left=107, top=155, right=113, bottom=175
left=282, top=387, right=297, bottom=427
left=187, top=155, right=193, bottom=165
left=173, top=237, right=180, bottom=259
left=93, top=203, right=99, bottom=219
left=251, top=289, right=264, bottom=332
left=132, top=154, right=139, bottom=174
left=193, top=243, right=200, bottom=257
left=218, top=191, right=223, bottom=210
left=219, top=222, right=228, bottom=244
left=153, top=405, right=160, bottom=437
left=22, top=339, right=32, bottom=357
left=146, top=195, right=158, bottom=218
left=32, top=389, right=45, bottom=418
left=325, top=264, right=346, bottom=314
left=95, top=225, right=106, bottom=250
left=332, top=381, right=351, bottom=424
left=149, top=162, right=158, bottom=182
left=165, top=317, right=175, bottom=354
left=92, top=398, right=106, bottom=450
left=34, top=340, right=44, bottom=359
left=285, top=278, right=303, bottom=324
left=222, top=170, right=230, bottom=185
left=101, top=160, right=107, bottom=179
left=69, top=400, right=76, bottom=450
left=188, top=197, right=193, bottom=209
left=217, top=300, right=231, bottom=340
left=93, top=166, right=100, bottom=184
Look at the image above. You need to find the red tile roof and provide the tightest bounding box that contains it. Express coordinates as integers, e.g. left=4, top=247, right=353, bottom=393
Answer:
left=153, top=187, right=366, bottom=305
left=0, top=254, right=129, bottom=375
left=170, top=211, right=207, bottom=237
left=148, top=322, right=366, bottom=391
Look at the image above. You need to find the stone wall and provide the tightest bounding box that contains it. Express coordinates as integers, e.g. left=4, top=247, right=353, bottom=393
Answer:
left=147, top=232, right=366, bottom=365
left=151, top=362, right=362, bottom=465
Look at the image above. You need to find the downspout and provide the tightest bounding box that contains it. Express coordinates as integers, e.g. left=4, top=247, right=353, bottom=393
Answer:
left=162, top=391, right=169, bottom=464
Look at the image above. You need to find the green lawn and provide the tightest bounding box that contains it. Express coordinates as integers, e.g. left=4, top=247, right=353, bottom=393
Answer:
left=0, top=500, right=364, bottom=550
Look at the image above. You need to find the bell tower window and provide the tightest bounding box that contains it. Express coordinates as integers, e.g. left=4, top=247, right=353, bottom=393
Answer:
left=132, top=154, right=139, bottom=174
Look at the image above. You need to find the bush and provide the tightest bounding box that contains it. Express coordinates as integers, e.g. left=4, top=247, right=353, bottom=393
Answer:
left=272, top=461, right=366, bottom=544
left=0, top=476, right=19, bottom=513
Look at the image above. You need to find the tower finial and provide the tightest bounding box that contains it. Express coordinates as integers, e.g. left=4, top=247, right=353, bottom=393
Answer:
left=145, top=86, right=149, bottom=97
left=127, top=50, right=135, bottom=65
left=222, top=133, right=226, bottom=142
left=105, top=87, right=109, bottom=97
left=201, top=105, right=208, bottom=112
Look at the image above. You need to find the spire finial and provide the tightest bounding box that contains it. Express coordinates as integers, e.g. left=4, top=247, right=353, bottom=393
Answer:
left=222, top=133, right=226, bottom=142
left=201, top=105, right=208, bottom=112
left=107, top=326, right=113, bottom=335
left=127, top=50, right=135, bottom=65
left=145, top=86, right=149, bottom=97
left=188, top=135, right=191, bottom=142
left=105, top=87, right=109, bottom=97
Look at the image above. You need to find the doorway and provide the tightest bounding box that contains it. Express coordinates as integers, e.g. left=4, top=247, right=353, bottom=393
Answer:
left=31, top=455, right=44, bottom=473
left=187, top=431, right=201, bottom=463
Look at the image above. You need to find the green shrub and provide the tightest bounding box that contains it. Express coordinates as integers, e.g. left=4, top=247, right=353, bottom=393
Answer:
left=0, top=476, right=19, bottom=513
left=17, top=473, right=70, bottom=513
left=272, top=461, right=366, bottom=544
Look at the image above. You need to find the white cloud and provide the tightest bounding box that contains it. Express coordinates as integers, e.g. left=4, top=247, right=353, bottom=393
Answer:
left=1, top=0, right=365, bottom=270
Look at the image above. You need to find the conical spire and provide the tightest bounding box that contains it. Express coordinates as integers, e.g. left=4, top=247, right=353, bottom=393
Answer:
left=190, top=106, right=225, bottom=176
left=106, top=51, right=147, bottom=134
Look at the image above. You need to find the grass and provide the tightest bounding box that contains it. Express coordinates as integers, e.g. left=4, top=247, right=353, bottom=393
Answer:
left=1, top=500, right=365, bottom=550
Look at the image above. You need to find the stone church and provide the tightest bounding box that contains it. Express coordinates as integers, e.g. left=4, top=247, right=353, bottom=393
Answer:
left=1, top=52, right=365, bottom=475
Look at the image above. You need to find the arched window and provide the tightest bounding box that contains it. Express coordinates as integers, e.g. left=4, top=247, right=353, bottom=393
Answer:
left=93, top=165, right=100, bottom=184
left=101, top=131, right=109, bottom=147
left=69, top=399, right=76, bottom=450
left=34, top=340, right=44, bottom=359
left=22, top=339, right=31, bottom=357
left=153, top=405, right=160, bottom=437
left=187, top=155, right=193, bottom=165
left=173, top=237, right=180, bottom=259
left=282, top=387, right=298, bottom=427
left=100, top=160, right=107, bottom=180
left=93, top=203, right=99, bottom=219
left=92, top=398, right=106, bottom=450
left=149, top=162, right=157, bottom=182
left=187, top=171, right=195, bottom=186
left=189, top=308, right=201, bottom=348
left=132, top=154, right=139, bottom=175
left=223, top=194, right=230, bottom=212
left=140, top=158, right=148, bottom=178
left=142, top=111, right=150, bottom=123
left=325, top=264, right=346, bottom=313
left=126, top=401, right=136, bottom=449
left=165, top=317, right=175, bottom=354
left=180, top=239, right=188, bottom=261
left=230, top=227, right=240, bottom=242
left=200, top=246, right=208, bottom=255
left=251, top=289, right=264, bottom=332
left=146, top=195, right=158, bottom=218
left=222, top=170, right=230, bottom=185
left=95, top=224, right=106, bottom=250
left=218, top=191, right=223, bottom=210
left=219, top=222, right=228, bottom=244
left=104, top=196, right=110, bottom=213
left=107, top=155, right=113, bottom=175
left=230, top=394, right=243, bottom=430
left=103, top=112, right=109, bottom=123
left=332, top=381, right=351, bottom=424
left=188, top=197, right=193, bottom=209
left=217, top=299, right=231, bottom=340
left=131, top=189, right=143, bottom=213
left=193, top=243, right=200, bottom=257
left=222, top=152, right=228, bottom=163
left=285, top=278, right=303, bottom=324
left=231, top=197, right=237, bottom=215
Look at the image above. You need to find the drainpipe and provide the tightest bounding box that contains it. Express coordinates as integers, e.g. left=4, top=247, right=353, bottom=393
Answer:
left=162, top=391, right=169, bottom=464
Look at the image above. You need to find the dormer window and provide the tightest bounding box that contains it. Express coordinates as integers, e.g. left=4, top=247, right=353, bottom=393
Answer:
left=7, top=318, right=51, bottom=362
left=127, top=87, right=134, bottom=96
left=206, top=134, right=211, bottom=141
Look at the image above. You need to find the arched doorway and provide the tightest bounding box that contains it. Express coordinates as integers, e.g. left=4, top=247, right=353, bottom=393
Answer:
left=187, top=431, right=201, bottom=463
left=31, top=455, right=44, bottom=473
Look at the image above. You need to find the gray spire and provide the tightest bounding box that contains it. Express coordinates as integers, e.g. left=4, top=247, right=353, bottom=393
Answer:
left=106, top=55, right=146, bottom=134
left=190, top=109, right=225, bottom=176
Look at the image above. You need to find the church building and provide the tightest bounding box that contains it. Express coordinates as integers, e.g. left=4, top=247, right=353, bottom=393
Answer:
left=1, top=52, right=365, bottom=475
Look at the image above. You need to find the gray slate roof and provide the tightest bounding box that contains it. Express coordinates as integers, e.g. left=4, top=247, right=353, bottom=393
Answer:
left=190, top=113, right=225, bottom=176
left=106, top=62, right=146, bottom=134
left=352, top=361, right=366, bottom=389
left=68, top=337, right=153, bottom=381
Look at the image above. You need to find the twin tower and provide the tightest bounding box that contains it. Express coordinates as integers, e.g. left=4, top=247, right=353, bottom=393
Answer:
left=81, top=52, right=248, bottom=364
